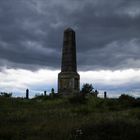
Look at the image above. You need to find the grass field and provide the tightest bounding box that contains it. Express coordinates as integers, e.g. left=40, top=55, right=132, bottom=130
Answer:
left=0, top=94, right=140, bottom=140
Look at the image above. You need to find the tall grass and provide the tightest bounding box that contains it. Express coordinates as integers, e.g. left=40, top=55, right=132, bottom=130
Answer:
left=0, top=95, right=140, bottom=140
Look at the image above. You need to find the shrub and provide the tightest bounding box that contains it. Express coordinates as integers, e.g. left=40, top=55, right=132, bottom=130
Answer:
left=81, top=83, right=94, bottom=96
left=118, top=94, right=138, bottom=108
left=119, top=94, right=135, bottom=101
left=0, top=92, right=12, bottom=98
left=34, top=93, right=61, bottom=100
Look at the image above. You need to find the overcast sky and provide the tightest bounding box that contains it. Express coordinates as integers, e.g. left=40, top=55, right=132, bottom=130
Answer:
left=0, top=0, right=140, bottom=97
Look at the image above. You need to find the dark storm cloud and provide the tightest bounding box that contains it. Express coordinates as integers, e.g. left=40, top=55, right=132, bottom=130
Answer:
left=0, top=0, right=140, bottom=70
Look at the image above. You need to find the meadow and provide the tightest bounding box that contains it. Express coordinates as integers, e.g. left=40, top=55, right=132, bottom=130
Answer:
left=0, top=94, right=140, bottom=140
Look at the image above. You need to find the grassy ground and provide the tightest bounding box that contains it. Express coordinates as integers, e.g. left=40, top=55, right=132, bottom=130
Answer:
left=0, top=95, right=140, bottom=140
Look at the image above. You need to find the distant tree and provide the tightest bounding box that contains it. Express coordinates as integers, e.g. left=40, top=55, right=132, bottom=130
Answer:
left=0, top=92, right=12, bottom=98
left=81, top=83, right=94, bottom=96
left=119, top=94, right=135, bottom=101
left=118, top=94, right=137, bottom=107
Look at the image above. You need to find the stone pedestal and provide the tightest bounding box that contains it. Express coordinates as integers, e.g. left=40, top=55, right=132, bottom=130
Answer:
left=58, top=72, right=80, bottom=95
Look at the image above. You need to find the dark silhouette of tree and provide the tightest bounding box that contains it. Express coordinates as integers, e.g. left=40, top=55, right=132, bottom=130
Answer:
left=119, top=94, right=135, bottom=101
left=0, top=92, right=12, bottom=97
left=81, top=83, right=94, bottom=95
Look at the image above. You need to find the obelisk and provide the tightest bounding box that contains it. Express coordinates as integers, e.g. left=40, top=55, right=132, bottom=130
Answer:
left=58, top=28, right=80, bottom=95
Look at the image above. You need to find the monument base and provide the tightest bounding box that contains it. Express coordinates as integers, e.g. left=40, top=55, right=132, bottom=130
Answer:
left=58, top=72, right=80, bottom=95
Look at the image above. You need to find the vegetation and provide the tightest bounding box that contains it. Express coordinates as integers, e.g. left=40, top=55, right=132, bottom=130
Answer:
left=0, top=93, right=140, bottom=140
left=81, top=83, right=94, bottom=95
left=81, top=83, right=99, bottom=97
left=0, top=92, right=12, bottom=98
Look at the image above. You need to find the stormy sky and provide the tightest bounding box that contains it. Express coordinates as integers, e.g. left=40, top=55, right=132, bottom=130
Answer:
left=0, top=0, right=140, bottom=97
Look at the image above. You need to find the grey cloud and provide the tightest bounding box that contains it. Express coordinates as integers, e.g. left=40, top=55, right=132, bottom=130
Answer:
left=0, top=0, right=140, bottom=71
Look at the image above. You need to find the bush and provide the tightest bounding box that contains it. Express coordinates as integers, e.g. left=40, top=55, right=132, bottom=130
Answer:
left=81, top=83, right=94, bottom=96
left=33, top=93, right=61, bottom=100
left=0, top=92, right=12, bottom=98
left=119, top=94, right=135, bottom=101
left=118, top=94, right=139, bottom=108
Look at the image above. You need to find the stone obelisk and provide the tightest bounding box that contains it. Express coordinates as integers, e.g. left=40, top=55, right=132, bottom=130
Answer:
left=58, top=28, right=80, bottom=95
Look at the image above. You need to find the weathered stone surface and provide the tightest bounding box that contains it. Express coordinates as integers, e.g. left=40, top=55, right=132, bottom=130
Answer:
left=62, top=28, right=77, bottom=72
left=58, top=28, right=80, bottom=95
